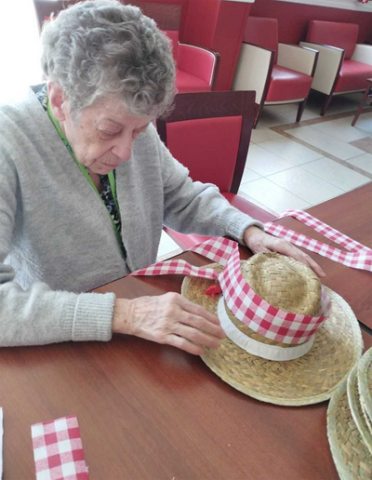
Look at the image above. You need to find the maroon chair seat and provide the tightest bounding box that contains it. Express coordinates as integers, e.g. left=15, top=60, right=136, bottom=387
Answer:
left=176, top=70, right=212, bottom=93
left=335, top=60, right=372, bottom=93
left=302, top=20, right=372, bottom=115
left=164, top=30, right=219, bottom=93
left=156, top=91, right=275, bottom=250
left=233, top=17, right=318, bottom=126
left=267, top=66, right=313, bottom=102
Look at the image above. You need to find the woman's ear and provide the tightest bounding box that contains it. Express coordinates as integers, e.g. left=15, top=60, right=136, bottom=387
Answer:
left=47, top=82, right=66, bottom=121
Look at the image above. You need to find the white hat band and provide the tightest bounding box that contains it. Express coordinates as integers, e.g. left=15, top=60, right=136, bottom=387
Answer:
left=217, top=298, right=314, bottom=361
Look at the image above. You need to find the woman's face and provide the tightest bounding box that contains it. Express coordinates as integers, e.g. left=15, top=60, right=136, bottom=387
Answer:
left=56, top=92, right=153, bottom=175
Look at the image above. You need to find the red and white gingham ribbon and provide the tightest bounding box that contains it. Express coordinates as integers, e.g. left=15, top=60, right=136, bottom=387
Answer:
left=264, top=209, right=372, bottom=272
left=31, top=416, right=89, bottom=480
left=133, top=236, right=328, bottom=344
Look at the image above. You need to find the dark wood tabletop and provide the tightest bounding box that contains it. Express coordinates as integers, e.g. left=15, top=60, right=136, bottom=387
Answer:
left=0, top=251, right=371, bottom=479
left=274, top=182, right=372, bottom=331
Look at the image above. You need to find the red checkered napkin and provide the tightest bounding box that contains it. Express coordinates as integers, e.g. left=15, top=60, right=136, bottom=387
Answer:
left=31, top=416, right=89, bottom=480
left=133, top=236, right=328, bottom=344
left=264, top=209, right=372, bottom=272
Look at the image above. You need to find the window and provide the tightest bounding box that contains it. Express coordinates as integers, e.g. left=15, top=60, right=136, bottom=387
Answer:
left=0, top=1, right=42, bottom=99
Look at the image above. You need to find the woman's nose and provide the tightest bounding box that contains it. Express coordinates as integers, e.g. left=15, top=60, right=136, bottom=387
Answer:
left=111, top=135, right=133, bottom=163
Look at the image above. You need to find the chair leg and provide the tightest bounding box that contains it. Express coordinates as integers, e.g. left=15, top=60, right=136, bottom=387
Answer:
left=321, top=94, right=332, bottom=116
left=296, top=100, right=306, bottom=122
left=253, top=103, right=263, bottom=128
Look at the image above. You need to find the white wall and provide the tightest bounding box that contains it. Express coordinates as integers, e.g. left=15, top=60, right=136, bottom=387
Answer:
left=280, top=0, right=372, bottom=12
left=0, top=0, right=42, bottom=99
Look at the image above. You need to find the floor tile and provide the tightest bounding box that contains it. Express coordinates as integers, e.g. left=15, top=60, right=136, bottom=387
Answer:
left=287, top=125, right=365, bottom=160
left=241, top=167, right=261, bottom=184
left=250, top=128, right=284, bottom=144
left=258, top=137, right=323, bottom=164
left=346, top=153, right=372, bottom=175
left=352, top=113, right=372, bottom=134
left=350, top=136, right=372, bottom=155
left=310, top=117, right=368, bottom=143
left=246, top=144, right=297, bottom=176
left=239, top=178, right=311, bottom=215
left=301, top=157, right=370, bottom=191
left=268, top=167, right=344, bottom=204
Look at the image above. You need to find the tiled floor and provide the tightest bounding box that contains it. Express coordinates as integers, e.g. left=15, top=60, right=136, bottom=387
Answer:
left=158, top=92, right=372, bottom=259
left=239, top=93, right=372, bottom=215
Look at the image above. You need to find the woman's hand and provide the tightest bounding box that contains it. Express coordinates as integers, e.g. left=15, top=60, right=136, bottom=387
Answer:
left=112, top=292, right=225, bottom=355
left=243, top=225, right=325, bottom=277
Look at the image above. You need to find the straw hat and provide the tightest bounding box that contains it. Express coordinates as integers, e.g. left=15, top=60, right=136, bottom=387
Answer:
left=327, top=348, right=372, bottom=479
left=357, top=347, right=372, bottom=432
left=181, top=253, right=363, bottom=406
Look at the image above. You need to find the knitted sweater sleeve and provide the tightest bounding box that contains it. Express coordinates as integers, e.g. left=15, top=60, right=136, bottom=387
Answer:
left=158, top=139, right=262, bottom=242
left=0, top=153, right=115, bottom=347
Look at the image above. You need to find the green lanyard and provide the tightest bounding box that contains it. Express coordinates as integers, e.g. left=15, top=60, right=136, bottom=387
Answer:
left=47, top=100, right=123, bottom=246
left=47, top=100, right=118, bottom=205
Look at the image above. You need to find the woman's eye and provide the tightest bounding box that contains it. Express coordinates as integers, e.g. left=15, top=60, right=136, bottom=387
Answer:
left=99, top=130, right=120, bottom=139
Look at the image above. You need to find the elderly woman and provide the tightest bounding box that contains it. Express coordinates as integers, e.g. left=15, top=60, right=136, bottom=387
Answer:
left=0, top=0, right=322, bottom=354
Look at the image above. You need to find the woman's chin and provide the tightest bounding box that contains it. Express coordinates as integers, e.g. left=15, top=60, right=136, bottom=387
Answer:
left=90, top=163, right=116, bottom=175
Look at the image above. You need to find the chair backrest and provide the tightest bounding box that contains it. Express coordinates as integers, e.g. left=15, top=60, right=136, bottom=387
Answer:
left=156, top=91, right=255, bottom=194
left=163, top=30, right=179, bottom=60
left=244, top=16, right=279, bottom=63
left=306, top=20, right=359, bottom=59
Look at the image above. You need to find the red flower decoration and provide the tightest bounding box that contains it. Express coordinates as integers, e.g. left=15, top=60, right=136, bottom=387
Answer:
left=204, top=284, right=222, bottom=297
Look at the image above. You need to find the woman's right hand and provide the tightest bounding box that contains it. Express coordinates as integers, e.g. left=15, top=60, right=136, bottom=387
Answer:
left=112, top=292, right=225, bottom=355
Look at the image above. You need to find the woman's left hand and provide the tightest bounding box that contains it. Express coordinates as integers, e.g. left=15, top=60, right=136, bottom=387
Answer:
left=243, top=225, right=325, bottom=278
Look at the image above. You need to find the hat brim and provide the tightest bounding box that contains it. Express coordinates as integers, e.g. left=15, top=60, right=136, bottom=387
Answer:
left=347, top=366, right=372, bottom=455
left=181, top=274, right=363, bottom=406
left=327, top=378, right=372, bottom=479
left=357, top=348, right=372, bottom=425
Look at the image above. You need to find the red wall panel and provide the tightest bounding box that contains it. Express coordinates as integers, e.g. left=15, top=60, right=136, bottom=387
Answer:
left=251, top=0, right=372, bottom=44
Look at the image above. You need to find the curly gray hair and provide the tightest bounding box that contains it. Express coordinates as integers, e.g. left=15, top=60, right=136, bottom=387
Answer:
left=40, top=0, right=175, bottom=116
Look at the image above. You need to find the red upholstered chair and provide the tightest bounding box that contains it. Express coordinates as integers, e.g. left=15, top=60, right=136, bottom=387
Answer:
left=156, top=91, right=275, bottom=250
left=233, top=17, right=318, bottom=127
left=33, top=4, right=218, bottom=95
left=301, top=20, right=372, bottom=115
left=164, top=30, right=219, bottom=93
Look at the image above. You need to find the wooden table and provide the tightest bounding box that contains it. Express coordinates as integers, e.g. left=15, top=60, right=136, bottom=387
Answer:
left=0, top=254, right=370, bottom=479
left=275, top=182, right=372, bottom=331
left=0, top=184, right=371, bottom=479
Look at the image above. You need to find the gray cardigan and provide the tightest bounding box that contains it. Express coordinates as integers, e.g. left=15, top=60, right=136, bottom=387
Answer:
left=0, top=88, right=258, bottom=346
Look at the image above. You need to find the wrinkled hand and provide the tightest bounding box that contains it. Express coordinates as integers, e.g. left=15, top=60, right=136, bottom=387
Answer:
left=112, top=292, right=225, bottom=355
left=243, top=226, right=325, bottom=277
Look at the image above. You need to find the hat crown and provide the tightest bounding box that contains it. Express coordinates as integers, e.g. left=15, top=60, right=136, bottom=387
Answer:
left=242, top=253, right=321, bottom=316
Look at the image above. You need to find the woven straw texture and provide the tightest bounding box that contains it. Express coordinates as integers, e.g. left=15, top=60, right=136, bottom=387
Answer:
left=358, top=348, right=372, bottom=428
left=327, top=379, right=372, bottom=480
left=182, top=273, right=362, bottom=406
left=242, top=253, right=321, bottom=316
left=347, top=366, right=372, bottom=455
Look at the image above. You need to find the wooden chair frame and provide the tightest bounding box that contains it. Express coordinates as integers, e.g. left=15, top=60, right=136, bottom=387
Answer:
left=156, top=90, right=256, bottom=194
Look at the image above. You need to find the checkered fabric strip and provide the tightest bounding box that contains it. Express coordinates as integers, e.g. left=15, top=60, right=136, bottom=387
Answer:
left=192, top=236, right=237, bottom=265
left=133, top=236, right=329, bottom=344
left=31, top=416, right=89, bottom=480
left=279, top=209, right=370, bottom=252
left=264, top=210, right=372, bottom=272
left=218, top=240, right=328, bottom=344
left=132, top=259, right=218, bottom=280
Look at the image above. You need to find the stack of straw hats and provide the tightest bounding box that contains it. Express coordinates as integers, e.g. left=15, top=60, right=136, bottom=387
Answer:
left=182, top=252, right=363, bottom=406
left=327, top=347, right=372, bottom=479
